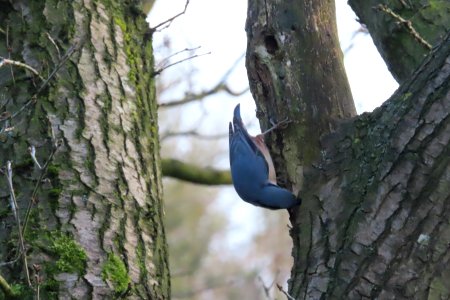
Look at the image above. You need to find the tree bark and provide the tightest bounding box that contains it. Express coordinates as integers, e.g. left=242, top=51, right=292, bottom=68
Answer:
left=246, top=0, right=449, bottom=299
left=246, top=0, right=356, bottom=194
left=0, top=1, right=169, bottom=299
left=348, top=0, right=450, bottom=83
left=290, top=31, right=450, bottom=299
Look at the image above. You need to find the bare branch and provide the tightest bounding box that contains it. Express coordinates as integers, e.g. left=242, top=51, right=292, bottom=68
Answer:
left=9, top=42, right=80, bottom=120
left=29, top=146, right=42, bottom=169
left=159, top=54, right=248, bottom=107
left=0, top=57, right=44, bottom=81
left=153, top=50, right=211, bottom=77
left=160, top=84, right=248, bottom=107
left=150, top=0, right=190, bottom=32
left=258, top=276, right=273, bottom=299
left=161, top=129, right=228, bottom=141
left=46, top=32, right=61, bottom=58
left=276, top=284, right=295, bottom=300
left=22, top=140, right=61, bottom=237
left=6, top=24, right=15, bottom=84
left=162, top=158, right=231, bottom=185
left=156, top=46, right=201, bottom=70
left=4, top=161, right=32, bottom=287
left=375, top=5, right=431, bottom=50
left=343, top=25, right=368, bottom=54
left=0, top=273, right=16, bottom=298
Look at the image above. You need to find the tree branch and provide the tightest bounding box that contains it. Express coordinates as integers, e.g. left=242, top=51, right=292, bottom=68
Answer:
left=4, top=161, right=31, bottom=287
left=349, top=0, right=449, bottom=82
left=0, top=57, right=44, bottom=81
left=0, top=273, right=16, bottom=298
left=150, top=0, right=190, bottom=32
left=158, top=54, right=247, bottom=107
left=153, top=50, right=211, bottom=77
left=160, top=129, right=228, bottom=141
left=161, top=158, right=231, bottom=185
left=159, top=84, right=248, bottom=107
left=375, top=5, right=431, bottom=50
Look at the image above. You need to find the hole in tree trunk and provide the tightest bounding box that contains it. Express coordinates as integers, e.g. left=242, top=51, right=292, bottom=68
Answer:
left=264, top=35, right=279, bottom=55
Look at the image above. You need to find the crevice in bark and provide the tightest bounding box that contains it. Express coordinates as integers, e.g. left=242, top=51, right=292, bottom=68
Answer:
left=288, top=32, right=449, bottom=299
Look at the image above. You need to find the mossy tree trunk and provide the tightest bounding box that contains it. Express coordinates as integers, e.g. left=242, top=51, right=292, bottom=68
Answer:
left=246, top=0, right=449, bottom=299
left=0, top=0, right=169, bottom=299
left=348, top=0, right=450, bottom=83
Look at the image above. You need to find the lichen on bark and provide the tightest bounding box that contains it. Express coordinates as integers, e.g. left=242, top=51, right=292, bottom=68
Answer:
left=0, top=0, right=169, bottom=298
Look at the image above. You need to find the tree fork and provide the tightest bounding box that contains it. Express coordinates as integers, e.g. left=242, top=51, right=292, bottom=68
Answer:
left=289, top=30, right=449, bottom=299
left=246, top=0, right=450, bottom=299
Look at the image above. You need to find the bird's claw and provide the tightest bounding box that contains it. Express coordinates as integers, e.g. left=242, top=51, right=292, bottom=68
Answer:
left=262, top=117, right=292, bottom=135
left=272, top=117, right=291, bottom=129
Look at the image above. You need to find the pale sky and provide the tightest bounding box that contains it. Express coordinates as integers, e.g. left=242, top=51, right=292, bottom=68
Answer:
left=149, top=0, right=398, bottom=252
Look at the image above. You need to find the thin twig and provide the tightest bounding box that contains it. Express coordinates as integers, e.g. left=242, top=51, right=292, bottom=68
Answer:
left=150, top=0, right=190, bottom=32
left=159, top=84, right=247, bottom=107
left=46, top=32, right=61, bottom=58
left=22, top=140, right=61, bottom=237
left=159, top=54, right=247, bottom=107
left=33, top=264, right=42, bottom=300
left=161, top=129, right=228, bottom=141
left=153, top=51, right=211, bottom=76
left=29, top=146, right=42, bottom=169
left=276, top=284, right=295, bottom=300
left=6, top=24, right=15, bottom=84
left=5, top=161, right=32, bottom=287
left=257, top=276, right=273, bottom=299
left=0, top=57, right=45, bottom=81
left=376, top=4, right=431, bottom=50
left=219, top=53, right=245, bottom=83
left=0, top=250, right=22, bottom=267
left=156, top=46, right=201, bottom=70
left=10, top=42, right=79, bottom=120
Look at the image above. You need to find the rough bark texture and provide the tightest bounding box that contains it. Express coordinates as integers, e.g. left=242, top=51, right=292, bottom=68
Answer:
left=290, top=32, right=450, bottom=299
left=246, top=0, right=449, bottom=299
left=0, top=0, right=169, bottom=299
left=246, top=0, right=356, bottom=195
left=348, top=0, right=450, bottom=83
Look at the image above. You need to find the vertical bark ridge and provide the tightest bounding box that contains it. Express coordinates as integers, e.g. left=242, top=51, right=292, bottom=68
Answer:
left=0, top=0, right=168, bottom=298
left=289, top=33, right=450, bottom=299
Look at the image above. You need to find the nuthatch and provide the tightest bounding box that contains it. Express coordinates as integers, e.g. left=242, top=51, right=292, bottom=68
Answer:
left=229, top=104, right=300, bottom=209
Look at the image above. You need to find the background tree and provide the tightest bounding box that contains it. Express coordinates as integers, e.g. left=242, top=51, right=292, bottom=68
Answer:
left=0, top=1, right=168, bottom=299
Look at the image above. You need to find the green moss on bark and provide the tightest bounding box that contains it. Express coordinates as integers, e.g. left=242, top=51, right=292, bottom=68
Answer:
left=49, top=232, right=88, bottom=275
left=102, top=253, right=130, bottom=294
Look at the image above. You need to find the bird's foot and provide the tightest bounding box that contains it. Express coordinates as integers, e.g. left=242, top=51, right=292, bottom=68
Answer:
left=261, top=117, right=292, bottom=135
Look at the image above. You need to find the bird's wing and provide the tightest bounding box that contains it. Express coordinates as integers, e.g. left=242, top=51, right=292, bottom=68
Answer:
left=229, top=121, right=269, bottom=177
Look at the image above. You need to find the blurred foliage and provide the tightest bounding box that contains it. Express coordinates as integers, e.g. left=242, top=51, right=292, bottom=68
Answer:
left=156, top=34, right=294, bottom=299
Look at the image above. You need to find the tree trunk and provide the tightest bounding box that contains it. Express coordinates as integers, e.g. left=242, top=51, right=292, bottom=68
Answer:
left=246, top=0, right=449, bottom=299
left=0, top=1, right=169, bottom=299
left=246, top=0, right=356, bottom=194
left=348, top=0, right=450, bottom=83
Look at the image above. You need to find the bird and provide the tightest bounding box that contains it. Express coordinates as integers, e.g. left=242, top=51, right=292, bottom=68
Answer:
left=229, top=104, right=300, bottom=209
